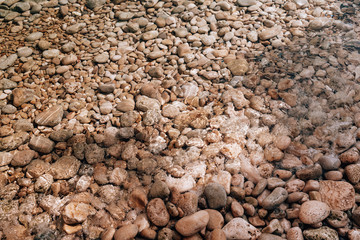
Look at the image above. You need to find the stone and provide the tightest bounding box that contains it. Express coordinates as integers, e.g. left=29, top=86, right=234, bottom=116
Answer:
left=50, top=129, right=73, bottom=142
left=66, top=23, right=86, bottom=34
left=12, top=88, right=34, bottom=107
left=205, top=209, right=224, bottom=230
left=204, top=182, right=227, bottom=209
left=142, top=31, right=158, bottom=40
left=175, top=210, right=209, bottom=237
left=50, top=156, right=81, bottom=179
left=12, top=2, right=31, bottom=12
left=345, top=164, right=360, bottom=184
left=146, top=198, right=170, bottom=227
left=299, top=200, right=330, bottom=224
left=327, top=210, right=348, bottom=228
left=86, top=0, right=106, bottom=9
left=148, top=67, right=163, bottom=78
left=34, top=174, right=53, bottom=192
left=94, top=53, right=109, bottom=63
left=303, top=227, right=338, bottom=240
left=149, top=180, right=170, bottom=199
left=114, top=224, right=138, bottom=240
left=38, top=40, right=52, bottom=50
left=177, top=44, right=191, bottom=57
left=227, top=58, right=249, bottom=76
left=0, top=79, right=17, bottom=90
left=309, top=17, right=332, bottom=30
left=14, top=119, right=33, bottom=132
left=99, top=84, right=115, bottom=94
left=0, top=152, right=13, bottom=166
left=35, top=105, right=63, bottom=127
left=27, top=160, right=50, bottom=178
left=43, top=49, right=60, bottom=59
left=62, top=42, right=76, bottom=53
left=117, top=12, right=134, bottom=21
left=261, top=187, right=288, bottom=210
left=296, top=164, right=322, bottom=180
left=1, top=104, right=17, bottom=114
left=318, top=155, right=341, bottom=170
left=62, top=202, right=96, bottom=224
left=259, top=25, right=282, bottom=40
left=177, top=192, right=198, bottom=216
left=222, top=217, right=261, bottom=240
left=25, top=32, right=43, bottom=41
left=0, top=54, right=17, bottom=70
left=61, top=55, right=77, bottom=65
left=319, top=180, right=355, bottom=211
left=17, top=47, right=33, bottom=57
left=11, top=150, right=36, bottom=167
left=237, top=0, right=257, bottom=7
left=85, top=144, right=105, bottom=164
left=0, top=132, right=29, bottom=151
left=29, top=136, right=54, bottom=154
left=117, top=99, right=135, bottom=112
left=136, top=95, right=160, bottom=111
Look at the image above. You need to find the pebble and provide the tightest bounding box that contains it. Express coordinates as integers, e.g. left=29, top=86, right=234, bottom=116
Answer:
left=62, top=202, right=96, bottom=224
left=0, top=152, right=13, bottom=167
left=94, top=53, right=109, bottom=63
left=303, top=226, right=338, bottom=240
left=222, top=217, right=261, bottom=240
left=237, top=0, right=258, bottom=7
left=0, top=54, right=17, bottom=70
left=114, top=224, right=138, bottom=240
left=17, top=47, right=33, bottom=57
left=25, top=32, right=43, bottom=41
left=287, top=227, right=304, bottom=240
left=0, top=132, right=29, bottom=151
left=259, top=25, right=282, bottom=40
left=35, top=105, right=64, bottom=127
left=146, top=198, right=170, bottom=227
left=149, top=180, right=170, bottom=199
left=50, top=129, right=73, bottom=142
left=29, top=136, right=54, bottom=154
left=85, top=0, right=106, bottom=9
left=299, top=200, right=330, bottom=224
left=205, top=209, right=224, bottom=230
left=227, top=58, right=249, bottom=76
left=204, top=182, right=227, bottom=209
left=345, top=164, right=360, bottom=184
left=38, top=40, right=52, bottom=50
left=50, top=156, right=81, bottom=179
left=295, top=164, right=322, bottom=180
left=175, top=210, right=209, bottom=237
left=11, top=150, right=36, bottom=167
left=318, top=154, right=341, bottom=170
left=0, top=79, right=17, bottom=90
left=34, top=173, right=53, bottom=192
left=261, top=187, right=288, bottom=210
left=177, top=192, right=198, bottom=216
left=43, top=49, right=60, bottom=59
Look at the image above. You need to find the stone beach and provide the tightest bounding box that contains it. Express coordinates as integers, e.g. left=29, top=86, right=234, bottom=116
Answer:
left=0, top=0, right=360, bottom=239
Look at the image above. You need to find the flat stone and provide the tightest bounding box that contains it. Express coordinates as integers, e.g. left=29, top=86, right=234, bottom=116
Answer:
left=61, top=55, right=77, bottom=65
left=222, top=217, right=261, bottom=240
left=85, top=0, right=106, bottom=9
left=142, top=31, right=159, bottom=40
left=12, top=2, right=30, bottom=12
left=94, top=52, right=109, bottom=63
left=0, top=54, right=17, bottom=70
left=35, top=105, right=64, bottom=127
left=114, top=224, right=138, bottom=240
left=319, top=180, right=355, bottom=211
left=66, top=23, right=86, bottom=34
left=50, top=156, right=81, bottom=180
left=309, top=17, right=332, bottom=30
left=237, top=0, right=258, bottom=7
left=0, top=132, right=29, bottom=151
left=49, top=129, right=73, bottom=142
left=29, top=136, right=55, bottom=154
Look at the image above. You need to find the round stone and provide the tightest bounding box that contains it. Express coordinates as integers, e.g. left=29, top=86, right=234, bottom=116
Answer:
left=299, top=200, right=330, bottom=224
left=204, top=182, right=227, bottom=209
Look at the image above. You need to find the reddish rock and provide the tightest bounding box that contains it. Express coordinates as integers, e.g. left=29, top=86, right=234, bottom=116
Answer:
left=319, top=180, right=355, bottom=211
left=146, top=198, right=169, bottom=227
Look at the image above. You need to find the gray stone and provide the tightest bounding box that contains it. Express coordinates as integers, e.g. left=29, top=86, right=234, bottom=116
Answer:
left=149, top=180, right=170, bottom=199
left=38, top=40, right=52, bottom=51
left=85, top=144, right=105, bottom=164
left=0, top=54, right=17, bottom=70
left=261, top=187, right=288, bottom=210
left=1, top=104, right=17, bottom=114
left=204, top=182, right=227, bottom=209
left=4, top=12, right=19, bottom=21
left=61, top=42, right=76, bottom=53
left=12, top=2, right=31, bottom=12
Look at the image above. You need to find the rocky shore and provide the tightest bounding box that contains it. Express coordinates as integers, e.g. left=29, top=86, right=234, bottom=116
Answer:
left=0, top=0, right=360, bottom=239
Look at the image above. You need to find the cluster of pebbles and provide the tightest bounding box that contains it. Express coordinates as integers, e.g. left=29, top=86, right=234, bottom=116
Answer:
left=0, top=0, right=360, bottom=239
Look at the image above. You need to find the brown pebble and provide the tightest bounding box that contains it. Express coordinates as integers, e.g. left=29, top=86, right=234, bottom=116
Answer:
left=230, top=201, right=244, bottom=217
left=303, top=180, right=319, bottom=192
left=175, top=210, right=209, bottom=237
left=299, top=200, right=330, bottom=224
left=205, top=209, right=224, bottom=230
left=146, top=198, right=170, bottom=227
left=287, top=227, right=304, bottom=240
left=114, top=224, right=138, bottom=240
left=140, top=228, right=157, bottom=240
left=324, top=170, right=343, bottom=180
left=345, top=164, right=360, bottom=184
left=209, top=229, right=226, bottom=240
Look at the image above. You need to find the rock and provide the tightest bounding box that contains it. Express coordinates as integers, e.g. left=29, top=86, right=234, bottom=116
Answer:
left=149, top=180, right=170, bottom=199
left=100, top=101, right=113, bottom=115
left=61, top=55, right=77, bottom=65
left=35, top=105, right=63, bottom=127
left=227, top=58, right=249, bottom=76
left=0, top=54, right=17, bottom=70
left=259, top=233, right=285, bottom=240
left=117, top=11, right=134, bottom=21
left=0, top=79, right=17, bottom=90
left=117, top=99, right=135, bottom=112
left=66, top=23, right=86, bottom=34
left=99, top=84, right=115, bottom=94
left=49, top=129, right=73, bottom=142
left=175, top=210, right=209, bottom=237
left=261, top=187, right=288, bottom=210
left=299, top=200, right=330, bottom=224
left=11, top=150, right=36, bottom=167
left=327, top=210, right=348, bottom=228
left=174, top=28, right=188, bottom=38
left=114, top=224, right=138, bottom=240
left=148, top=67, right=163, bottom=78
left=34, top=174, right=53, bottom=192
left=12, top=88, right=34, bottom=107
left=12, top=2, right=30, bottom=12
left=29, top=136, right=54, bottom=154
left=25, top=32, right=43, bottom=41
left=201, top=35, right=216, bottom=46
left=62, top=202, right=96, bottom=224
left=296, top=164, right=322, bottom=180
left=0, top=132, right=29, bottom=151
left=309, top=17, right=332, bottom=30
left=136, top=95, right=160, bottom=111
left=287, top=227, right=304, bottom=240
left=38, top=40, right=52, bottom=50
left=13, top=119, right=33, bottom=132
left=259, top=25, right=282, bottom=40
left=86, top=0, right=106, bottom=9
left=142, top=31, right=158, bottom=40
left=0, top=152, right=13, bottom=166
left=209, top=229, right=227, bottom=240
left=222, top=217, right=261, bottom=240
left=319, top=180, right=355, bottom=211
left=43, top=49, right=60, bottom=59
left=27, top=159, right=50, bottom=178
left=205, top=209, right=224, bottom=230
left=85, top=144, right=105, bottom=164
left=146, top=198, right=170, bottom=227
left=50, top=156, right=81, bottom=180
left=94, top=53, right=109, bottom=63
left=204, top=182, right=227, bottom=209
left=17, top=47, right=33, bottom=57
left=177, top=44, right=191, bottom=57
left=177, top=192, right=198, bottom=216
left=1, top=104, right=17, bottom=113
left=318, top=155, right=341, bottom=170
left=237, top=0, right=257, bottom=7
left=303, top=227, right=338, bottom=240
left=62, top=42, right=76, bottom=53
left=345, top=164, right=360, bottom=184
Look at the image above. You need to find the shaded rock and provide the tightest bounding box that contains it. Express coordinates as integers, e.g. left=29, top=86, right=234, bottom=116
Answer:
left=50, top=156, right=81, bottom=180
left=147, top=198, right=170, bottom=227
left=50, top=129, right=73, bottom=142
left=261, top=187, right=288, bottom=210
left=0, top=79, right=17, bottom=90
left=66, top=23, right=86, bottom=34
left=86, top=0, right=106, bottom=9
left=345, top=164, right=360, bottom=184
left=35, top=105, right=63, bottom=127
left=296, top=164, right=322, bottom=180
left=94, top=53, right=109, bottom=63
left=149, top=180, right=170, bottom=199
left=177, top=192, right=198, bottom=216
left=237, top=0, right=258, bottom=7
left=62, top=202, right=96, bottom=224
left=136, top=95, right=160, bottom=111
left=114, top=224, right=138, bottom=240
left=309, top=17, right=332, bottom=30
left=259, top=25, right=282, bottom=40
left=0, top=152, right=13, bottom=166
left=25, top=32, right=43, bottom=41
left=85, top=144, right=105, bottom=164
left=27, top=159, right=50, bottom=178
